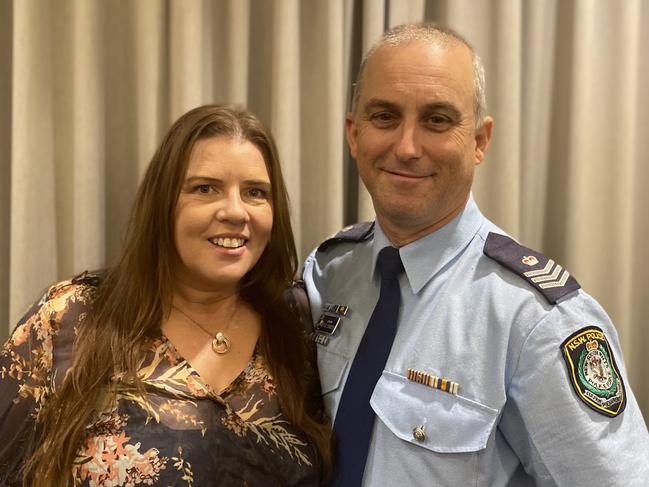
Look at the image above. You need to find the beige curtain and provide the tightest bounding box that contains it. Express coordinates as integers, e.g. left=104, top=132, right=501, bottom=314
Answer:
left=1, top=0, right=647, bottom=417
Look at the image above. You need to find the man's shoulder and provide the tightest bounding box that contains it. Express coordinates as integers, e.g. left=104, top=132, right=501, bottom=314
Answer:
left=481, top=232, right=581, bottom=305
left=316, top=221, right=375, bottom=252
left=303, top=222, right=375, bottom=283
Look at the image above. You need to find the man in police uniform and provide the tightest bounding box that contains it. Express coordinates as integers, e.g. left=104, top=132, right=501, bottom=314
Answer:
left=303, top=23, right=649, bottom=486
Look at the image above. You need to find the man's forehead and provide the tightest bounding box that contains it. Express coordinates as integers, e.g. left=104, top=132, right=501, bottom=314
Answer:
left=365, top=40, right=472, bottom=78
left=358, top=41, right=474, bottom=107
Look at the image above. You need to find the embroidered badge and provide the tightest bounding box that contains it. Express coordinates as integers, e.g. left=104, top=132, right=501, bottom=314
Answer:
left=560, top=326, right=626, bottom=417
left=521, top=255, right=538, bottom=266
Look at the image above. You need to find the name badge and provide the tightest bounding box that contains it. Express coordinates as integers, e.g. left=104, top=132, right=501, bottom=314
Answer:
left=313, top=303, right=350, bottom=346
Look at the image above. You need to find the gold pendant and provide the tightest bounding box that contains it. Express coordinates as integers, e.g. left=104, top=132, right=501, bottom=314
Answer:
left=212, top=331, right=231, bottom=354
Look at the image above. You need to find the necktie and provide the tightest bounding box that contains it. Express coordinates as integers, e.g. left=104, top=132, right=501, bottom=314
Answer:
left=329, top=246, right=404, bottom=486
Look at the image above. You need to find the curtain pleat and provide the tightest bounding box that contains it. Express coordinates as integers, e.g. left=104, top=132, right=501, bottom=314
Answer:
left=1, top=0, right=648, bottom=417
left=11, top=0, right=59, bottom=321
left=0, top=0, right=13, bottom=341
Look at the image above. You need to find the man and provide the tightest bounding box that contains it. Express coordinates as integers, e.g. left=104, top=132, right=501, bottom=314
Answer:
left=303, top=23, right=649, bottom=486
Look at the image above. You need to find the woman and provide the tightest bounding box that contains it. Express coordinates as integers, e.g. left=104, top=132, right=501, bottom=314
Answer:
left=0, top=105, right=330, bottom=486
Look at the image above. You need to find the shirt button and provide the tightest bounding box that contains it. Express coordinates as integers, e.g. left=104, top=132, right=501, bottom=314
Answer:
left=413, top=425, right=426, bottom=442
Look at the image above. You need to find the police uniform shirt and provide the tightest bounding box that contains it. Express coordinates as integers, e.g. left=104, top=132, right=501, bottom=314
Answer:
left=303, top=197, right=649, bottom=486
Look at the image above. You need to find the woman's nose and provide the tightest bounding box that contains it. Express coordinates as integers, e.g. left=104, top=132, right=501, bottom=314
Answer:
left=215, top=192, right=249, bottom=224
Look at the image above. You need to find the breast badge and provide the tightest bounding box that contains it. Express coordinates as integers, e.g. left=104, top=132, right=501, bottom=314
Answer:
left=313, top=303, right=350, bottom=346
left=560, top=326, right=626, bottom=417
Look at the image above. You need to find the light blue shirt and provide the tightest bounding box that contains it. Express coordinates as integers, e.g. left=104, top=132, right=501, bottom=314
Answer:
left=303, top=198, right=649, bottom=486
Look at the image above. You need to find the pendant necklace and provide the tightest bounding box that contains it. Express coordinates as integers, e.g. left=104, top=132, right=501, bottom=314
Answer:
left=172, top=298, right=239, bottom=354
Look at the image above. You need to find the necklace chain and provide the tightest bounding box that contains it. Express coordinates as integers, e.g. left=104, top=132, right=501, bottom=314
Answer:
left=172, top=299, right=239, bottom=354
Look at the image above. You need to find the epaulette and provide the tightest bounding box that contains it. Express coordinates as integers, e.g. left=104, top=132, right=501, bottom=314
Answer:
left=70, top=269, right=108, bottom=288
left=317, top=221, right=374, bottom=252
left=483, top=232, right=580, bottom=304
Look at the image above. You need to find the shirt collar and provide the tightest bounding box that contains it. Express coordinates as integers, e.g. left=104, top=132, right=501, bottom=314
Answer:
left=371, top=195, right=484, bottom=294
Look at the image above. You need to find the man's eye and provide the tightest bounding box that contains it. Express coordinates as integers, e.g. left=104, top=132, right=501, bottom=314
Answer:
left=370, top=112, right=397, bottom=126
left=426, top=115, right=452, bottom=131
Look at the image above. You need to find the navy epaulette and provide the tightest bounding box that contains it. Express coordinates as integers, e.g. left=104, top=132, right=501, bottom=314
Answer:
left=70, top=269, right=107, bottom=288
left=317, top=221, right=374, bottom=252
left=483, top=232, right=580, bottom=304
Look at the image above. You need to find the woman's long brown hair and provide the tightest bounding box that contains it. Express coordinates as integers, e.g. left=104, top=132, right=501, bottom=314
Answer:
left=24, top=105, right=331, bottom=485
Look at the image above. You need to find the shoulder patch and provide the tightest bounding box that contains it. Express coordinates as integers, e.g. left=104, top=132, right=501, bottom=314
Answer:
left=483, top=232, right=580, bottom=304
left=560, top=326, right=626, bottom=417
left=317, top=221, right=374, bottom=252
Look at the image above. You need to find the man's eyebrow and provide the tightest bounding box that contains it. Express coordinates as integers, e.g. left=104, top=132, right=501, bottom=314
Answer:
left=362, top=99, right=401, bottom=113
left=420, top=102, right=462, bottom=118
left=363, top=99, right=462, bottom=118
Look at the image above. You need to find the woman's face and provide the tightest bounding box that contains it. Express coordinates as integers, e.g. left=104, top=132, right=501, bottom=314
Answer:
left=174, top=136, right=273, bottom=293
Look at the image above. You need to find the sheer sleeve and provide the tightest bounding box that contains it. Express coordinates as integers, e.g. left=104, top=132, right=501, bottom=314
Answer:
left=0, top=293, right=52, bottom=485
left=0, top=277, right=92, bottom=485
left=284, top=281, right=328, bottom=424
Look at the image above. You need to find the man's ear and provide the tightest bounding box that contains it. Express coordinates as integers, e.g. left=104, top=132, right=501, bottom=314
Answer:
left=474, top=116, right=494, bottom=165
left=345, top=112, right=358, bottom=159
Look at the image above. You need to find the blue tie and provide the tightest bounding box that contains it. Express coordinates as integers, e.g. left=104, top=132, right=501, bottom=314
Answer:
left=329, top=246, right=404, bottom=486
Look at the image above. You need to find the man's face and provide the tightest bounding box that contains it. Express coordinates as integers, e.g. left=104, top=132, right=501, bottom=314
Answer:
left=347, top=41, right=492, bottom=244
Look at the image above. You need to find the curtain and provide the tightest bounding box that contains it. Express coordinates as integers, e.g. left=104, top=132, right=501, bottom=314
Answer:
left=1, top=0, right=647, bottom=417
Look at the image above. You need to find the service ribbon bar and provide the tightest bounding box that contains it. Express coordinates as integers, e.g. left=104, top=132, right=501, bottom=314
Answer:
left=407, top=368, right=459, bottom=395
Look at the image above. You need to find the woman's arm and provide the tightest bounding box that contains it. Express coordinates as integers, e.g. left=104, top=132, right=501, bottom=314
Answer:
left=0, top=293, right=53, bottom=485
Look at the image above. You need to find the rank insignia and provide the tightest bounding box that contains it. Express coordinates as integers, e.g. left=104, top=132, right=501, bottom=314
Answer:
left=483, top=233, right=581, bottom=304
left=521, top=255, right=538, bottom=266
left=560, top=326, right=626, bottom=417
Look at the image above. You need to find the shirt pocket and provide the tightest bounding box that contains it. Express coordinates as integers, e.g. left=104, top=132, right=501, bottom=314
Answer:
left=370, top=370, right=498, bottom=453
left=317, top=347, right=349, bottom=394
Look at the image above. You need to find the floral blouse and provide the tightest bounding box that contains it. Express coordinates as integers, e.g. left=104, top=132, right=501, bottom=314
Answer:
left=0, top=274, right=322, bottom=486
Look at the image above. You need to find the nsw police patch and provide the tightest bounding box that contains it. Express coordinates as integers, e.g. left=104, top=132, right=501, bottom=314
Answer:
left=560, top=326, right=626, bottom=417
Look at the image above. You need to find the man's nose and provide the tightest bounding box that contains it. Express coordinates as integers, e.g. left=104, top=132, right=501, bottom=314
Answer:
left=394, top=122, right=423, bottom=161
left=216, top=192, right=249, bottom=224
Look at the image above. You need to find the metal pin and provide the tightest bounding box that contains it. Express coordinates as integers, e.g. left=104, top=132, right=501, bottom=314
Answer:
left=413, top=425, right=426, bottom=442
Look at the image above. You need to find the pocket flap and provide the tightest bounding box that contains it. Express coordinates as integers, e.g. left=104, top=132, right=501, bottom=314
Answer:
left=370, top=371, right=499, bottom=453
left=317, top=347, right=349, bottom=395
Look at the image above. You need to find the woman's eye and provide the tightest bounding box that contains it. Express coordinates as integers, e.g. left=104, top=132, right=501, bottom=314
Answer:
left=194, top=185, right=213, bottom=194
left=246, top=188, right=268, bottom=199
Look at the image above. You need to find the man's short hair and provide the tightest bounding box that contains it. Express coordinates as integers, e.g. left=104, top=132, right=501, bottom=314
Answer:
left=351, top=23, right=488, bottom=127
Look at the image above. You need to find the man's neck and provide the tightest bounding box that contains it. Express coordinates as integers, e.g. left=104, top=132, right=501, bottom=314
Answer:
left=378, top=201, right=468, bottom=248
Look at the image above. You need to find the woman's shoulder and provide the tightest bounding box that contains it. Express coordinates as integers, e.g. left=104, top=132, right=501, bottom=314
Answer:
left=39, top=271, right=104, bottom=324
left=7, top=271, right=104, bottom=355
left=47, top=270, right=105, bottom=302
